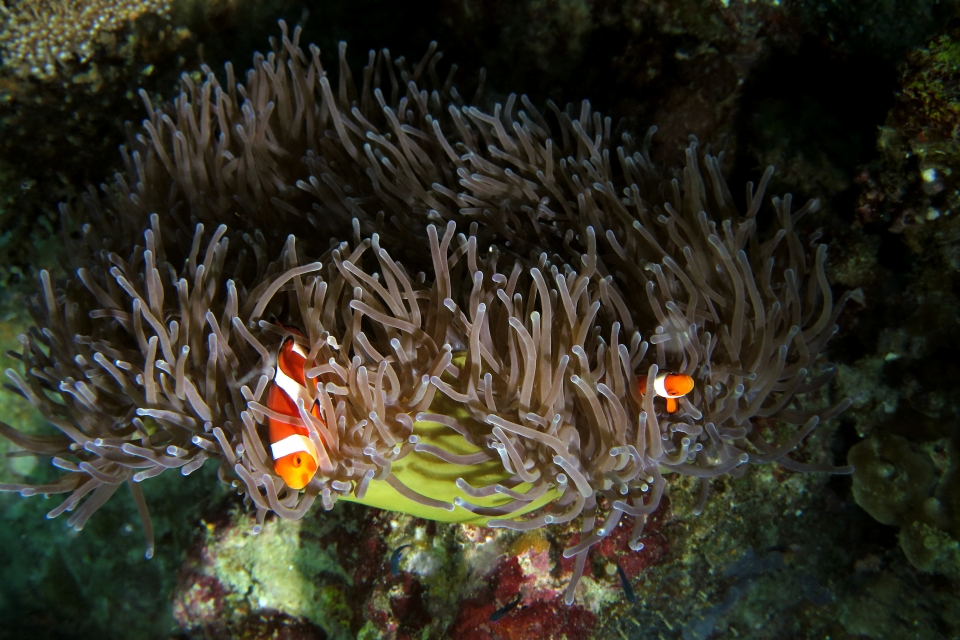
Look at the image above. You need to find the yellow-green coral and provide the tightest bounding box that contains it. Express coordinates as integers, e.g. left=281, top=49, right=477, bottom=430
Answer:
left=849, top=433, right=960, bottom=579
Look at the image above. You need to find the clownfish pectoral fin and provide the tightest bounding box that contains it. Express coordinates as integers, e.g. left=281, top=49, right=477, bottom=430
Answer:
left=666, top=397, right=678, bottom=413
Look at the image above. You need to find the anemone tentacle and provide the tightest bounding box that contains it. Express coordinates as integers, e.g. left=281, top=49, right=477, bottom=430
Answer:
left=0, top=23, right=852, bottom=605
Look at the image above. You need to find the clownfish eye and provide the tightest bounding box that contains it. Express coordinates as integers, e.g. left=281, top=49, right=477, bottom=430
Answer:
left=293, top=455, right=302, bottom=467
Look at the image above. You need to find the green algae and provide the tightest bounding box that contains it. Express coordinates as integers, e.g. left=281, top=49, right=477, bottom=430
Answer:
left=201, top=515, right=353, bottom=637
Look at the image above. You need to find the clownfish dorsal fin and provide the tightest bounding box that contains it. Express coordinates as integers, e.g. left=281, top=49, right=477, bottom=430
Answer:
left=637, top=375, right=648, bottom=393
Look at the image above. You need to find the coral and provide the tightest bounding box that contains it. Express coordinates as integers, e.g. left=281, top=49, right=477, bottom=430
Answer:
left=172, top=508, right=352, bottom=638
left=0, top=0, right=308, bottom=285
left=899, top=520, right=960, bottom=577
left=849, top=433, right=935, bottom=527
left=838, top=31, right=960, bottom=592
left=0, top=0, right=171, bottom=79
left=798, top=0, right=958, bottom=61
left=828, top=233, right=881, bottom=290
left=857, top=26, right=960, bottom=235
left=0, top=19, right=193, bottom=283
left=849, top=436, right=934, bottom=524
left=849, top=433, right=960, bottom=579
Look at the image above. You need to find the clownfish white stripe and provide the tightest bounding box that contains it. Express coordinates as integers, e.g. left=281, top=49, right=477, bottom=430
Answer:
left=275, top=358, right=313, bottom=408
left=270, top=434, right=319, bottom=461
left=289, top=340, right=308, bottom=358
left=653, top=372, right=670, bottom=398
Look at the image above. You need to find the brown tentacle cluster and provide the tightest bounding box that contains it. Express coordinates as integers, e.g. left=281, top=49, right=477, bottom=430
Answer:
left=0, top=22, right=853, bottom=603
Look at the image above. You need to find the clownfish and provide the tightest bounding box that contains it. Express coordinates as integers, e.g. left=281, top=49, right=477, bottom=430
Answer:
left=267, top=334, right=325, bottom=490
left=637, top=371, right=694, bottom=413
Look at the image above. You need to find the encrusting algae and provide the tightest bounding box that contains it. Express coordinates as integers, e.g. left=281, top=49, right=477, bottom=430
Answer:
left=0, top=22, right=853, bottom=604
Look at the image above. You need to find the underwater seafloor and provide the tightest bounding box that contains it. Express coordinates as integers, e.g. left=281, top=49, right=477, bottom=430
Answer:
left=1, top=0, right=960, bottom=638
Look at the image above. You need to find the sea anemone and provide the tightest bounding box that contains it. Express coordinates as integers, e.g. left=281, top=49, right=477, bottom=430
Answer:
left=0, top=22, right=853, bottom=604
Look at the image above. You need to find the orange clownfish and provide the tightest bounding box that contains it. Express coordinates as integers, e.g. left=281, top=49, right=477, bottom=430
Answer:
left=637, top=372, right=694, bottom=414
left=267, top=335, right=325, bottom=490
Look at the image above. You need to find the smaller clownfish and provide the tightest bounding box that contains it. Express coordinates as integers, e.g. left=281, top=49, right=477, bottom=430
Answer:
left=267, top=334, right=325, bottom=490
left=637, top=371, right=694, bottom=414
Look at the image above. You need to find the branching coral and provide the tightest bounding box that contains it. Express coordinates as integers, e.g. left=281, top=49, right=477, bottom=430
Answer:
left=0, top=0, right=169, bottom=78
left=0, top=23, right=853, bottom=603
